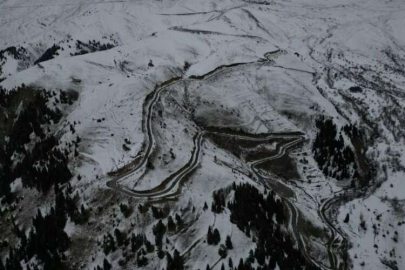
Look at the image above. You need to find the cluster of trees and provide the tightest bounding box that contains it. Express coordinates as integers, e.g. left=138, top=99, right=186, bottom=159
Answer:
left=0, top=46, right=28, bottom=79
left=97, top=207, right=189, bottom=269
left=102, top=232, right=117, bottom=255
left=0, top=86, right=70, bottom=202
left=4, top=207, right=69, bottom=270
left=1, top=182, right=89, bottom=270
left=3, top=190, right=73, bottom=269
left=211, top=190, right=226, bottom=214
left=15, top=135, right=72, bottom=193
left=59, top=89, right=79, bottom=105
left=55, top=183, right=89, bottom=225
left=72, top=40, right=115, bottom=56
left=130, top=233, right=154, bottom=254
left=224, top=183, right=320, bottom=270
left=151, top=206, right=166, bottom=219
left=166, top=249, right=184, bottom=270
left=207, top=226, right=221, bottom=245
left=34, top=44, right=61, bottom=65
left=101, top=228, right=156, bottom=267
left=0, top=46, right=27, bottom=62
left=312, top=117, right=357, bottom=180
left=0, top=86, right=84, bottom=269
left=119, top=203, right=133, bottom=218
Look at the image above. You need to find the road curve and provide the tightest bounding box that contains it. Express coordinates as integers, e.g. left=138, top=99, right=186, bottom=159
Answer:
left=106, top=50, right=281, bottom=197
left=250, top=135, right=347, bottom=270
left=249, top=135, right=325, bottom=269
left=107, top=132, right=203, bottom=199
left=105, top=49, right=347, bottom=269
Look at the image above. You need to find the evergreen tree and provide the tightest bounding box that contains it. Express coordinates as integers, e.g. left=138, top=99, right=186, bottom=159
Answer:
left=344, top=213, right=350, bottom=223
left=228, top=257, right=233, bottom=269
left=103, top=258, right=112, bottom=270
left=225, top=235, right=233, bottom=250
left=238, top=259, right=244, bottom=270
left=102, top=233, right=116, bottom=255
left=218, top=244, right=228, bottom=258
left=212, top=190, right=226, bottom=213
left=167, top=249, right=184, bottom=270
left=151, top=206, right=164, bottom=219
left=175, top=214, right=183, bottom=227
left=207, top=226, right=214, bottom=245
left=152, top=220, right=166, bottom=247
left=114, top=228, right=125, bottom=247
left=167, top=216, right=176, bottom=231
left=213, top=229, right=221, bottom=245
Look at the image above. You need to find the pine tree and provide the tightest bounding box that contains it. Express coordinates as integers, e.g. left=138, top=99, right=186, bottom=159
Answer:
left=207, top=226, right=214, bottom=245
left=157, top=246, right=165, bottom=259
left=225, top=235, right=233, bottom=250
left=167, top=216, right=176, bottom=231
left=238, top=258, right=244, bottom=270
left=103, top=258, right=112, bottom=270
left=102, top=233, right=116, bottom=255
left=344, top=213, right=350, bottom=223
left=218, top=244, right=228, bottom=258
left=114, top=228, right=124, bottom=246
left=167, top=249, right=184, bottom=270
left=153, top=220, right=166, bottom=247
left=175, top=214, right=183, bottom=227
left=228, top=257, right=233, bottom=269
left=213, top=228, right=221, bottom=245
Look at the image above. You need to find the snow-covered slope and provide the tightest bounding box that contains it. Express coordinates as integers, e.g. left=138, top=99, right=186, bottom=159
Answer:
left=1, top=0, right=405, bottom=269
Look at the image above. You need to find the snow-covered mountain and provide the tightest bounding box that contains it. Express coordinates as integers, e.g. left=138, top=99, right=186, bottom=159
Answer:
left=1, top=0, right=404, bottom=269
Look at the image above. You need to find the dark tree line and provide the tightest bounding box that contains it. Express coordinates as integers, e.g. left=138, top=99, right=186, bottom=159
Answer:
left=2, top=182, right=88, bottom=270
left=15, top=136, right=72, bottom=193
left=222, top=183, right=320, bottom=270
left=312, top=117, right=357, bottom=181
left=34, top=44, right=61, bottom=65
left=0, top=86, right=76, bottom=202
left=130, top=233, right=154, bottom=254
left=72, top=40, right=115, bottom=56
left=153, top=220, right=167, bottom=247
left=207, top=226, right=221, bottom=245
left=211, top=190, right=226, bottom=214
left=166, top=249, right=184, bottom=270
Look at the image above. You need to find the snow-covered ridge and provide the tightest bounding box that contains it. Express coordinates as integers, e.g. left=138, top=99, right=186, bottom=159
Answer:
left=1, top=0, right=405, bottom=269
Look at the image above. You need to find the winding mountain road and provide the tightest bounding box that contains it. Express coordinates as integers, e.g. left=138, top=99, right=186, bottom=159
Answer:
left=105, top=50, right=347, bottom=270
left=106, top=50, right=281, bottom=198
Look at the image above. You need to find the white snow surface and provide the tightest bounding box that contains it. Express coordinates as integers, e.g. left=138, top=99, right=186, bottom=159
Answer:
left=1, top=0, right=405, bottom=269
